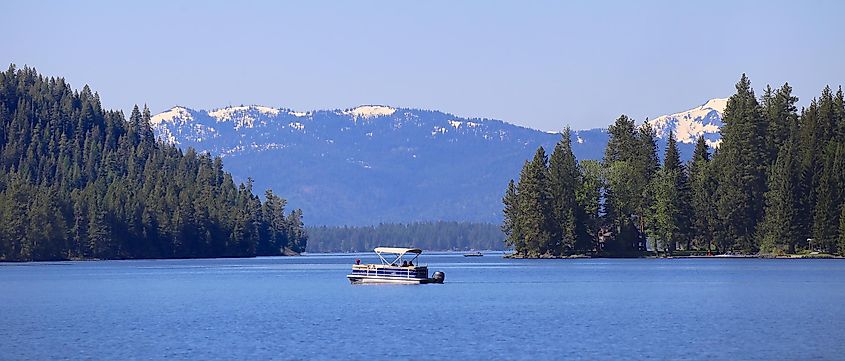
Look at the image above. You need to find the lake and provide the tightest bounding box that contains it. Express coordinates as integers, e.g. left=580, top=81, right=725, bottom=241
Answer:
left=2, top=254, right=844, bottom=360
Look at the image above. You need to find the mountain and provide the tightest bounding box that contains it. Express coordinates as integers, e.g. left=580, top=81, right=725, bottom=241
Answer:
left=648, top=98, right=727, bottom=148
left=151, top=99, right=726, bottom=225
left=569, top=98, right=728, bottom=161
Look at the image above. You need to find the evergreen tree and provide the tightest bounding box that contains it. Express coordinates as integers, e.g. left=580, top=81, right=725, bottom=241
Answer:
left=516, top=147, right=553, bottom=256
left=808, top=85, right=845, bottom=254
left=762, top=84, right=798, bottom=164
left=603, top=115, right=637, bottom=252
left=652, top=131, right=691, bottom=253
left=759, top=132, right=802, bottom=254
left=548, top=128, right=579, bottom=255
left=502, top=179, right=523, bottom=252
left=604, top=115, right=638, bottom=164
left=0, top=65, right=307, bottom=261
left=839, top=204, right=845, bottom=256
left=797, top=100, right=821, bottom=246
left=309, top=221, right=505, bottom=252
left=602, top=115, right=653, bottom=252
left=286, top=209, right=308, bottom=254
left=575, top=160, right=603, bottom=252
left=812, top=142, right=844, bottom=253
left=258, top=189, right=288, bottom=255
left=714, top=74, right=768, bottom=253
left=687, top=136, right=717, bottom=252
left=635, top=124, right=660, bottom=238
left=499, top=74, right=845, bottom=257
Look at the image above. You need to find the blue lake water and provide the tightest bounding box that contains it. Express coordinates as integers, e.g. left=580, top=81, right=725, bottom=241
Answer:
left=2, top=254, right=845, bottom=360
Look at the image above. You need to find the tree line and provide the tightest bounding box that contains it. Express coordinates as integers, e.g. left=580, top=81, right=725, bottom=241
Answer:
left=0, top=65, right=306, bottom=261
left=307, top=221, right=504, bottom=252
left=503, top=74, right=845, bottom=257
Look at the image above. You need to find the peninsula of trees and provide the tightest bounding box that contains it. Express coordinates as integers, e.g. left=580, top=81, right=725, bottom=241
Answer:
left=0, top=65, right=307, bottom=262
left=503, top=75, right=845, bottom=257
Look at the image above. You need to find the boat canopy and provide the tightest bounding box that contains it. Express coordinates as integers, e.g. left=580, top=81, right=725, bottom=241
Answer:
left=373, top=247, right=423, bottom=266
left=374, top=247, right=422, bottom=254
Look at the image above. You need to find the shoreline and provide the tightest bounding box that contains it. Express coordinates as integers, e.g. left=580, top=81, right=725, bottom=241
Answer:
left=0, top=249, right=302, bottom=264
left=504, top=253, right=842, bottom=260
left=4, top=251, right=841, bottom=264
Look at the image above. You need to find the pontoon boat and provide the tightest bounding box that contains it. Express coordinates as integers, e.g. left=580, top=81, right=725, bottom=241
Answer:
left=347, top=247, right=445, bottom=285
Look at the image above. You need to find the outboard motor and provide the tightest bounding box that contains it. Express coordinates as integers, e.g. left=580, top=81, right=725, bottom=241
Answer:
left=432, top=271, right=445, bottom=284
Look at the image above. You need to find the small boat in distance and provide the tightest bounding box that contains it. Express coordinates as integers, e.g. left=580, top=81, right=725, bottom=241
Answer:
left=347, top=247, right=445, bottom=285
left=463, top=251, right=483, bottom=257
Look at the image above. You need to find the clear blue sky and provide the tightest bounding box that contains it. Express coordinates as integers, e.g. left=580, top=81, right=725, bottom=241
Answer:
left=2, top=0, right=843, bottom=130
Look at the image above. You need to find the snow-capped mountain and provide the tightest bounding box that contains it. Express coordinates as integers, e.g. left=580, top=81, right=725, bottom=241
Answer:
left=648, top=98, right=727, bottom=148
left=150, top=99, right=725, bottom=225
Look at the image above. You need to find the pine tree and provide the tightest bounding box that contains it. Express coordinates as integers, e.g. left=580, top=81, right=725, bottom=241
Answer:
left=688, top=136, right=717, bottom=252
left=516, top=147, right=553, bottom=256
left=602, top=115, right=655, bottom=252
left=652, top=131, right=691, bottom=253
left=258, top=189, right=287, bottom=255
left=635, top=124, right=660, bottom=243
left=759, top=132, right=801, bottom=254
left=835, top=87, right=845, bottom=140
left=548, top=128, right=579, bottom=255
left=812, top=142, right=844, bottom=253
left=603, top=115, right=638, bottom=252
left=604, top=115, right=638, bottom=164
left=762, top=84, right=798, bottom=164
left=286, top=209, right=308, bottom=254
left=797, top=100, right=821, bottom=246
left=0, top=65, right=308, bottom=261
left=502, top=179, right=523, bottom=253
left=309, top=221, right=505, bottom=252
left=838, top=204, right=845, bottom=255
left=808, top=85, right=845, bottom=254
left=714, top=74, right=768, bottom=253
left=817, top=86, right=837, bottom=142
left=575, top=160, right=603, bottom=252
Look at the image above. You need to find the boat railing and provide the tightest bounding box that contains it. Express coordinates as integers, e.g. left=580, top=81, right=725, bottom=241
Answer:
left=353, top=265, right=427, bottom=279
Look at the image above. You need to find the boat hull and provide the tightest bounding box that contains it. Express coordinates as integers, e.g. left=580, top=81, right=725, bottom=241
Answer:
left=347, top=275, right=439, bottom=285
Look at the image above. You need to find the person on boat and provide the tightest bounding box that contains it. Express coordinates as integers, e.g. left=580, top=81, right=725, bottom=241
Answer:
left=408, top=261, right=413, bottom=266
left=355, top=259, right=360, bottom=265
left=402, top=261, right=408, bottom=267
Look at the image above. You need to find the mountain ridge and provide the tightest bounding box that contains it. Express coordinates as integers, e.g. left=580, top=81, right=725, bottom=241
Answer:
left=151, top=99, right=726, bottom=225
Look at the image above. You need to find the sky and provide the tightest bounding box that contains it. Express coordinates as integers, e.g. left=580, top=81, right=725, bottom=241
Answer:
left=2, top=0, right=844, bottom=131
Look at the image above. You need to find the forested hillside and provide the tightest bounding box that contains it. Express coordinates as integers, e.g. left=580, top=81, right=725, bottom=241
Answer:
left=307, top=221, right=504, bottom=252
left=504, top=75, right=845, bottom=257
left=0, top=65, right=306, bottom=261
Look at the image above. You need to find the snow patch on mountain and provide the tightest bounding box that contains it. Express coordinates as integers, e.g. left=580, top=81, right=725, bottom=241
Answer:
left=150, top=106, right=193, bottom=126
left=208, top=105, right=280, bottom=120
left=206, top=105, right=282, bottom=130
left=255, top=106, right=280, bottom=116
left=157, top=129, right=178, bottom=145
left=701, top=98, right=728, bottom=112
left=343, top=105, right=396, bottom=119
left=648, top=98, right=727, bottom=145
left=707, top=139, right=723, bottom=148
